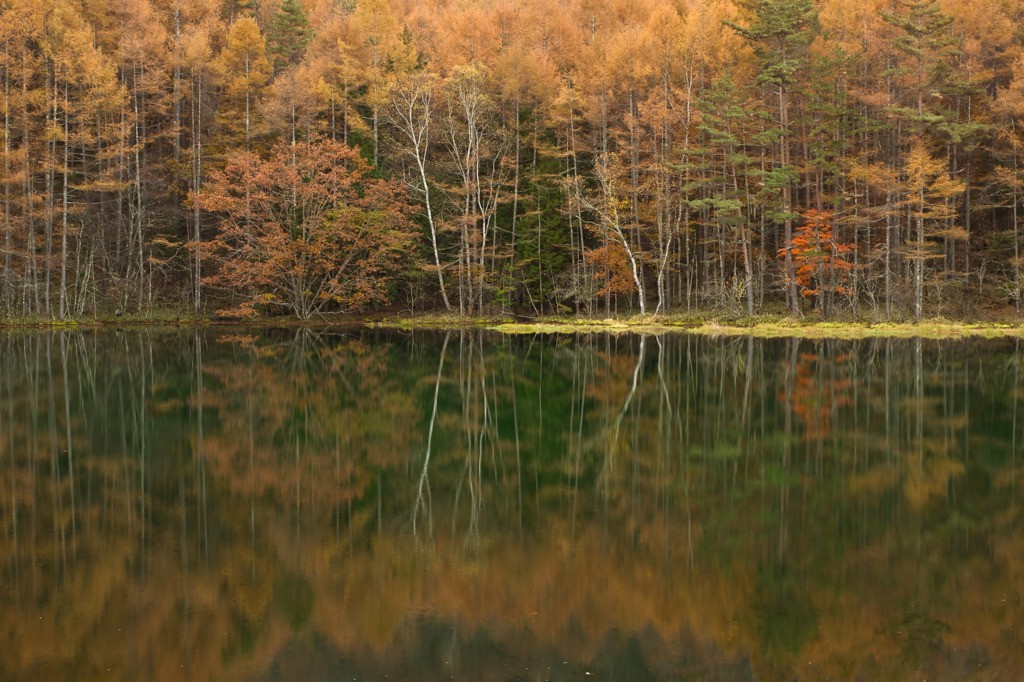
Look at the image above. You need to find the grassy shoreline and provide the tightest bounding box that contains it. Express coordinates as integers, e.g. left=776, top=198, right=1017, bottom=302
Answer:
left=371, top=314, right=1024, bottom=339
left=3, top=311, right=1024, bottom=339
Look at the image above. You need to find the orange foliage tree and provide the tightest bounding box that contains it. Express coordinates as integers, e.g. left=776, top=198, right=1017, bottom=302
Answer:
left=585, top=242, right=638, bottom=303
left=199, top=139, right=418, bottom=318
left=784, top=209, right=856, bottom=312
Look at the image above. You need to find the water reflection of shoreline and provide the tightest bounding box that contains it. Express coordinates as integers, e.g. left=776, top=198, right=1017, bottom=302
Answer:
left=0, top=330, right=1021, bottom=680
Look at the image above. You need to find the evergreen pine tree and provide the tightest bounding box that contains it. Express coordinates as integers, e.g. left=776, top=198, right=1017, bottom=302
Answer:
left=267, top=0, right=312, bottom=72
left=726, top=0, right=820, bottom=316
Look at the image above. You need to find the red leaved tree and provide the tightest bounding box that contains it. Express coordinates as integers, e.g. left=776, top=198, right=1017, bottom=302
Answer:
left=782, top=209, right=856, bottom=313
left=199, top=140, right=417, bottom=318
left=585, top=243, right=639, bottom=305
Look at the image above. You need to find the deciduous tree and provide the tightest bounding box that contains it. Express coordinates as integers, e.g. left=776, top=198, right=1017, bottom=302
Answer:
left=199, top=139, right=417, bottom=318
left=215, top=17, right=271, bottom=152
left=786, top=209, right=856, bottom=315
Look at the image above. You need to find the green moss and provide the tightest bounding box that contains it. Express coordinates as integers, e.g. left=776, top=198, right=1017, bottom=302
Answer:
left=376, top=314, right=1024, bottom=339
left=4, top=309, right=1023, bottom=339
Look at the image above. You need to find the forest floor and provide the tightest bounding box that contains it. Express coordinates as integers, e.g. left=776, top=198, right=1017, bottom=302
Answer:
left=4, top=310, right=1024, bottom=339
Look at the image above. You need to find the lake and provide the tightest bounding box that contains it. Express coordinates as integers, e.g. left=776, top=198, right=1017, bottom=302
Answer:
left=0, top=328, right=1021, bottom=680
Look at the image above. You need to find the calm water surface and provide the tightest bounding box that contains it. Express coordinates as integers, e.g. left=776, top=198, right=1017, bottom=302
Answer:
left=0, top=328, right=1022, bottom=681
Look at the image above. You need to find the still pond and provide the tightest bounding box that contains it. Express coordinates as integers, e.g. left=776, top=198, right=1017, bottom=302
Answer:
left=0, top=328, right=1021, bottom=680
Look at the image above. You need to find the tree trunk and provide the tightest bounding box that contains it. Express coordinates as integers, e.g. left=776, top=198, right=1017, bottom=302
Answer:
left=60, top=83, right=69, bottom=320
left=192, top=69, right=202, bottom=314
left=780, top=83, right=799, bottom=316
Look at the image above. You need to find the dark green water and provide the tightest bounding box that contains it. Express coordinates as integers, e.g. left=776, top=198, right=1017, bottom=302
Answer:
left=0, top=328, right=1022, bottom=681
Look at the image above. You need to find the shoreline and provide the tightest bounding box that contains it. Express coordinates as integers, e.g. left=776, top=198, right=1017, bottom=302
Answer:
left=2, top=313, right=1023, bottom=339
left=387, top=317, right=1024, bottom=339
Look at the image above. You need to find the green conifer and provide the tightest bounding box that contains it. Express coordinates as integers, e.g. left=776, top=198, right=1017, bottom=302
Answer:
left=267, top=0, right=312, bottom=72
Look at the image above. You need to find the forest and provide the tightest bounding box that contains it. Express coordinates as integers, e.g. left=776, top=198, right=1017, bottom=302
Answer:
left=1, top=0, right=1024, bottom=321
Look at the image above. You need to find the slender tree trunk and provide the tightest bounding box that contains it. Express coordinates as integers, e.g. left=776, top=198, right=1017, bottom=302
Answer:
left=245, top=53, right=251, bottom=152
left=371, top=44, right=380, bottom=167
left=133, top=61, right=144, bottom=314
left=962, top=147, right=972, bottom=317
left=885, top=183, right=893, bottom=321
left=44, top=67, right=55, bottom=317
left=780, top=83, right=799, bottom=316
left=192, top=70, right=202, bottom=314
left=753, top=125, right=766, bottom=310
left=3, top=52, right=12, bottom=316
left=734, top=158, right=754, bottom=318
left=23, top=42, right=38, bottom=316
left=599, top=159, right=646, bottom=316
left=387, top=78, right=448, bottom=307
left=412, top=120, right=450, bottom=311
left=342, top=75, right=349, bottom=145
left=916, top=184, right=924, bottom=323
left=1013, top=119, right=1021, bottom=317
left=510, top=101, right=520, bottom=302
left=60, top=83, right=69, bottom=320
left=173, top=0, right=181, bottom=164
left=117, top=68, right=128, bottom=312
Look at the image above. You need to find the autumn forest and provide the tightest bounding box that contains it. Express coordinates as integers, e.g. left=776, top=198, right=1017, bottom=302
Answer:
left=2, top=0, right=1024, bottom=321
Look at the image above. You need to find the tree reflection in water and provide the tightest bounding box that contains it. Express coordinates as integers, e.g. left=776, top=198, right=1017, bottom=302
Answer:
left=0, top=329, right=1021, bottom=680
